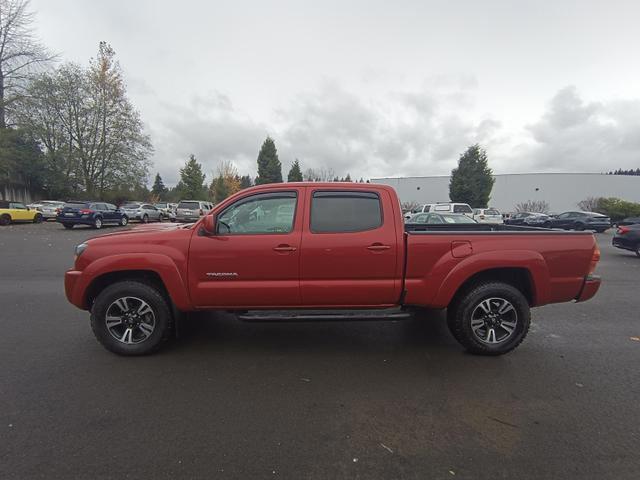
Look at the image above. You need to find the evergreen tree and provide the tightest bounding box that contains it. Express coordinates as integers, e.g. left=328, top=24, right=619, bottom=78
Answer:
left=240, top=175, right=253, bottom=189
left=211, top=174, right=229, bottom=203
left=176, top=154, right=206, bottom=199
left=449, top=144, right=495, bottom=208
left=287, top=159, right=303, bottom=182
left=255, top=137, right=283, bottom=184
left=151, top=173, right=168, bottom=199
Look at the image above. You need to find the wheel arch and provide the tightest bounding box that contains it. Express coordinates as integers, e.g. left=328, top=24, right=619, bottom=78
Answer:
left=74, top=254, right=193, bottom=312
left=449, top=267, right=535, bottom=308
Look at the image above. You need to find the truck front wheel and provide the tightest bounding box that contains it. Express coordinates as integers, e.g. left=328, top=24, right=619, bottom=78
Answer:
left=90, top=281, right=173, bottom=355
left=447, top=282, right=530, bottom=355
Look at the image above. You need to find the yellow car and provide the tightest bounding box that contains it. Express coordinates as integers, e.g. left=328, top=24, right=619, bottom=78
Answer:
left=0, top=200, right=44, bottom=225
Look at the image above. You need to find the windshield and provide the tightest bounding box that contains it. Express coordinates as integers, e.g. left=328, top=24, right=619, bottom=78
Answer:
left=178, top=201, right=200, bottom=209
left=441, top=214, right=477, bottom=224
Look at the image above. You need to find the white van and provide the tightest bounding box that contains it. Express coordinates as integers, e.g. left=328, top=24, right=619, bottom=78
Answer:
left=405, top=202, right=473, bottom=219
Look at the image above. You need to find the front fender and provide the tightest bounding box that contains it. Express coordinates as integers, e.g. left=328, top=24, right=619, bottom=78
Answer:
left=66, top=253, right=192, bottom=311
left=430, top=250, right=550, bottom=308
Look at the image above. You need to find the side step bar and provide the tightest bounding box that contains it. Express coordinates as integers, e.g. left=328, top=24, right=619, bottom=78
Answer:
left=237, top=308, right=413, bottom=322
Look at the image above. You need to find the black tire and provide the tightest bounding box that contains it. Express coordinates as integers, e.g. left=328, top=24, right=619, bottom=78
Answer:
left=63, top=223, right=74, bottom=229
left=635, top=244, right=640, bottom=258
left=120, top=215, right=128, bottom=226
left=141, top=214, right=149, bottom=223
left=542, top=221, right=551, bottom=228
left=158, top=213, right=164, bottom=222
left=0, top=214, right=11, bottom=226
left=33, top=213, right=43, bottom=223
left=93, top=216, right=103, bottom=229
left=90, top=280, right=174, bottom=356
left=574, top=222, right=585, bottom=231
left=447, top=282, right=531, bottom=356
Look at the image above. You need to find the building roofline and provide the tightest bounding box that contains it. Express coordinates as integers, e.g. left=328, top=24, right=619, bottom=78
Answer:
left=371, top=172, right=623, bottom=180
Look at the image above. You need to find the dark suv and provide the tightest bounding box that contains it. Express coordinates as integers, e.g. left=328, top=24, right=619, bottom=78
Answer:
left=57, top=201, right=128, bottom=229
left=547, top=211, right=611, bottom=232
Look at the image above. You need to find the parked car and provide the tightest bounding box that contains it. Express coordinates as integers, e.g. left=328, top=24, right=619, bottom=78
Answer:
left=155, top=203, right=177, bottom=221
left=612, top=224, right=640, bottom=257
left=473, top=208, right=503, bottom=224
left=408, top=213, right=477, bottom=224
left=547, top=211, right=611, bottom=232
left=57, top=201, right=128, bottom=229
left=65, top=182, right=601, bottom=357
left=30, top=200, right=66, bottom=220
left=617, top=217, right=640, bottom=226
left=404, top=202, right=474, bottom=220
left=505, top=212, right=552, bottom=227
left=121, top=203, right=163, bottom=223
left=175, top=200, right=212, bottom=222
left=0, top=200, right=43, bottom=225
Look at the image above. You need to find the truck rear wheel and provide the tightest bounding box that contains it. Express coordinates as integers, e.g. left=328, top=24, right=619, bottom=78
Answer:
left=90, top=281, right=173, bottom=355
left=447, top=282, right=530, bottom=355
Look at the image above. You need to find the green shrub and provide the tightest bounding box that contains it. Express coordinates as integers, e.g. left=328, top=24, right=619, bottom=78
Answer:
left=594, top=197, right=640, bottom=222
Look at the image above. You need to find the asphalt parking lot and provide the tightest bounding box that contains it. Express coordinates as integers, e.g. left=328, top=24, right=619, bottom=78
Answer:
left=1, top=221, right=639, bottom=479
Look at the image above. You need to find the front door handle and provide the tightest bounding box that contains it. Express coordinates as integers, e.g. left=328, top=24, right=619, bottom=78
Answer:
left=367, top=244, right=391, bottom=251
left=273, top=245, right=297, bottom=252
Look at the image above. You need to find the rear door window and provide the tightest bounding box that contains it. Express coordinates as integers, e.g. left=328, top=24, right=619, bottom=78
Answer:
left=310, top=191, right=382, bottom=233
left=454, top=204, right=473, bottom=214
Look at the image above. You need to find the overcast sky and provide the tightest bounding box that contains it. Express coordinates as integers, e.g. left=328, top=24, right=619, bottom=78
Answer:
left=31, top=0, right=640, bottom=185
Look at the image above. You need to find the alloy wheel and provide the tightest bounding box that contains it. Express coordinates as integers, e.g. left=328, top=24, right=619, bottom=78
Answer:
left=470, top=297, right=518, bottom=345
left=105, top=296, right=156, bottom=345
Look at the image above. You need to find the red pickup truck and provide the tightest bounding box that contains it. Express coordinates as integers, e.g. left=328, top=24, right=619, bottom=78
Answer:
left=65, top=182, right=601, bottom=356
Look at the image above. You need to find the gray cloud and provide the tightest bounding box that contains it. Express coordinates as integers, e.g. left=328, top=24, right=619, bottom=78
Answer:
left=146, top=83, right=640, bottom=186
left=524, top=86, right=640, bottom=172
left=151, top=92, right=267, bottom=185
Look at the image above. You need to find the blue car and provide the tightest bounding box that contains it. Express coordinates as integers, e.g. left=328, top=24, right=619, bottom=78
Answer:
left=57, top=201, right=129, bottom=229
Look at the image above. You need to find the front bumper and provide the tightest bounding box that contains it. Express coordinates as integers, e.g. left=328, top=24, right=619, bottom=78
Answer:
left=64, top=269, right=85, bottom=309
left=575, top=275, right=601, bottom=303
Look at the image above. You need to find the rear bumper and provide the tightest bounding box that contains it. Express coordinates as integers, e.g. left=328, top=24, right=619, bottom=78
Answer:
left=57, top=217, right=94, bottom=226
left=575, top=275, right=601, bottom=303
left=612, top=237, right=636, bottom=251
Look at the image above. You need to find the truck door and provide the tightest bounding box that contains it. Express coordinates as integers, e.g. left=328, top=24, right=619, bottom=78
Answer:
left=300, top=189, right=400, bottom=306
left=188, top=190, right=303, bottom=308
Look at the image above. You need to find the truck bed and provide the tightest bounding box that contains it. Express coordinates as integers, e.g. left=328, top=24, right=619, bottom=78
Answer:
left=404, top=223, right=588, bottom=233
left=402, top=224, right=597, bottom=308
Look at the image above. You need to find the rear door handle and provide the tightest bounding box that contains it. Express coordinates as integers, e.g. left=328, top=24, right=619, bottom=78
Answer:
left=273, top=245, right=297, bottom=252
left=367, top=244, right=391, bottom=251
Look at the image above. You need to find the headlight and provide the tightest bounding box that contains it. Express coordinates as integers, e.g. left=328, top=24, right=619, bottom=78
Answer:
left=75, top=243, right=88, bottom=257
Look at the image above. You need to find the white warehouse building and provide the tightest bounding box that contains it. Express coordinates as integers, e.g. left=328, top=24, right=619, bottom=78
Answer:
left=371, top=173, right=640, bottom=213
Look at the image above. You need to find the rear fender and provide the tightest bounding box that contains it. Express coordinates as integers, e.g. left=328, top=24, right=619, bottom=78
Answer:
left=431, top=250, right=550, bottom=308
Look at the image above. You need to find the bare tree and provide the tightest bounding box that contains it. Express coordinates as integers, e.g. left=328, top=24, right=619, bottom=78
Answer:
left=515, top=200, right=550, bottom=213
left=577, top=197, right=602, bottom=212
left=16, top=44, right=152, bottom=197
left=0, top=0, right=54, bottom=128
left=401, top=201, right=420, bottom=213
left=303, top=167, right=336, bottom=182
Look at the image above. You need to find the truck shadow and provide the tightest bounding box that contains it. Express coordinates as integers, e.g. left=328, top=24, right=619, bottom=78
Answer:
left=168, top=308, right=461, bottom=355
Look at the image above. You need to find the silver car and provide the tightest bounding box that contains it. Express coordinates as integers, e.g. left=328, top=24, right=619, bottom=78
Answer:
left=121, top=203, right=163, bottom=223
left=155, top=202, right=177, bottom=221
left=176, top=200, right=211, bottom=223
left=29, top=200, right=65, bottom=220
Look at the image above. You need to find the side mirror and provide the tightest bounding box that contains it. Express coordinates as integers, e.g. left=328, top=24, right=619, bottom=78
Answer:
left=202, top=215, right=215, bottom=235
